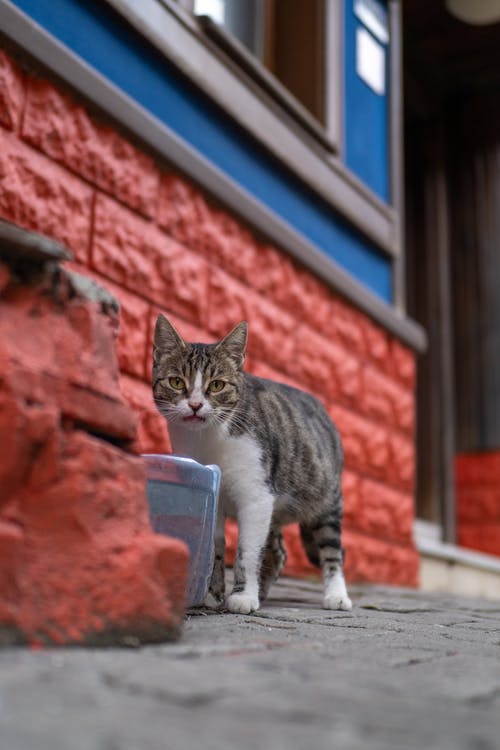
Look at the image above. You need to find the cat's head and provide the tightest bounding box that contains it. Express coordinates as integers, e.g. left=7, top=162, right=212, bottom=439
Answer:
left=152, top=314, right=247, bottom=430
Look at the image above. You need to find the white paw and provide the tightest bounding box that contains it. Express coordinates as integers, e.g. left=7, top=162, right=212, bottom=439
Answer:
left=226, top=593, right=260, bottom=614
left=323, top=594, right=352, bottom=611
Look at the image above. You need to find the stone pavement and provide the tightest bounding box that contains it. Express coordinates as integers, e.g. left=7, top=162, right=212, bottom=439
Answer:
left=1, top=577, right=500, bottom=750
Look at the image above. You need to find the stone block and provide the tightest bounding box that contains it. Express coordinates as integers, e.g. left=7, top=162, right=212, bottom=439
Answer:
left=358, top=479, right=414, bottom=543
left=362, top=365, right=415, bottom=435
left=457, top=486, right=500, bottom=523
left=296, top=326, right=361, bottom=405
left=92, top=194, right=208, bottom=324
left=0, top=129, right=92, bottom=261
left=387, top=432, right=415, bottom=492
left=120, top=374, right=171, bottom=455
left=390, top=339, right=416, bottom=390
left=157, top=173, right=209, bottom=247
left=22, top=78, right=160, bottom=217
left=362, top=317, right=390, bottom=373
left=0, top=50, right=25, bottom=131
left=458, top=524, right=500, bottom=558
left=456, top=451, right=500, bottom=486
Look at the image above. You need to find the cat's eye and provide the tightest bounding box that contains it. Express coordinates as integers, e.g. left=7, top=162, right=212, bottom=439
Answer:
left=208, top=380, right=225, bottom=394
left=169, top=376, right=185, bottom=391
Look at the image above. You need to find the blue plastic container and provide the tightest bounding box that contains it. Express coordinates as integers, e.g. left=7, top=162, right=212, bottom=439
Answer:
left=142, top=454, right=220, bottom=606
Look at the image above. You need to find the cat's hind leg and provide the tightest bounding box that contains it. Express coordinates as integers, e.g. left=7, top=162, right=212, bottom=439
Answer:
left=259, top=527, right=287, bottom=603
left=300, top=515, right=352, bottom=611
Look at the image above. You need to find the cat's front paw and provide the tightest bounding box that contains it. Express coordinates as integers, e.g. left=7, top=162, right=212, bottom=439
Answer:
left=323, top=594, right=352, bottom=611
left=226, top=592, right=259, bottom=614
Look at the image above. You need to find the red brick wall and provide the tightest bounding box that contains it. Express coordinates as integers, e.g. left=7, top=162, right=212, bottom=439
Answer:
left=0, top=48, right=419, bottom=586
left=456, top=452, right=500, bottom=557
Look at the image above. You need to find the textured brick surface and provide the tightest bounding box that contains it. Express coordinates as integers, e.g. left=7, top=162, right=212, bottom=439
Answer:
left=93, top=195, right=208, bottom=324
left=456, top=451, right=500, bottom=557
left=362, top=366, right=415, bottom=435
left=296, top=326, right=361, bottom=405
left=0, top=50, right=25, bottom=131
left=0, top=129, right=92, bottom=260
left=120, top=374, right=171, bottom=455
left=22, top=78, right=160, bottom=216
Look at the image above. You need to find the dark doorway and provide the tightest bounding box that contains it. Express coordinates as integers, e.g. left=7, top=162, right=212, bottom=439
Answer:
left=403, top=0, right=500, bottom=540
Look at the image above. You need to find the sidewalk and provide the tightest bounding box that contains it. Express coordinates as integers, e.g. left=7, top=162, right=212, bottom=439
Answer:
left=1, top=577, right=500, bottom=750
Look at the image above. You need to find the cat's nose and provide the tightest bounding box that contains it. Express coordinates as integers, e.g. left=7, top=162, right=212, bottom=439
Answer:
left=188, top=402, right=203, bottom=413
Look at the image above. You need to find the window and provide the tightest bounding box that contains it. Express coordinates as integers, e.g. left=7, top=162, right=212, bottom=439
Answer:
left=189, top=0, right=340, bottom=150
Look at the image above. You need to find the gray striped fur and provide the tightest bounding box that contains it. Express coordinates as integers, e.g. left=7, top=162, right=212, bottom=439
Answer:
left=152, top=314, right=351, bottom=614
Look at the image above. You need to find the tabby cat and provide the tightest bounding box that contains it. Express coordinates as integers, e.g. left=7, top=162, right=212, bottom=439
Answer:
left=152, top=314, right=352, bottom=615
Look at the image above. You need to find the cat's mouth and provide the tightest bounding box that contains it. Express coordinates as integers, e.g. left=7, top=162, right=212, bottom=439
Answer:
left=183, top=415, right=206, bottom=423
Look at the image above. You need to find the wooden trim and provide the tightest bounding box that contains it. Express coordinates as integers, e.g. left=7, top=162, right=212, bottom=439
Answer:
left=324, top=0, right=343, bottom=155
left=389, top=0, right=406, bottom=312
left=197, top=13, right=337, bottom=152
left=0, top=0, right=426, bottom=351
left=101, top=0, right=398, bottom=257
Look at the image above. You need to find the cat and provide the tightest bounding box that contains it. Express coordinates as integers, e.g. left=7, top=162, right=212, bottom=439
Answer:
left=152, top=313, right=352, bottom=615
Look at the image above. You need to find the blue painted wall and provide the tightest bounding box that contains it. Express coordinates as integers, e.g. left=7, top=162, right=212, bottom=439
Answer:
left=344, top=0, right=390, bottom=201
left=10, top=0, right=393, bottom=302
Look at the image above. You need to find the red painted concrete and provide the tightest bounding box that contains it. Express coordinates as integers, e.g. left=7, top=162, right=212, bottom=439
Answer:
left=0, top=48, right=420, bottom=587
left=0, top=267, right=189, bottom=646
left=457, top=451, right=500, bottom=557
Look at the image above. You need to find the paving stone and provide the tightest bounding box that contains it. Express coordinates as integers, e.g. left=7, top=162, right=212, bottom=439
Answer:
left=1, top=578, right=500, bottom=750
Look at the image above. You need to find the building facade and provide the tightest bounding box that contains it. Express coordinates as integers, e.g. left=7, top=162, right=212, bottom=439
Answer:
left=0, top=0, right=498, bottom=605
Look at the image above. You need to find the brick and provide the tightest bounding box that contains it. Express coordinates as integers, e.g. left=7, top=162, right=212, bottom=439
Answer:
left=66, top=264, right=151, bottom=381
left=362, top=317, right=390, bottom=372
left=209, top=271, right=299, bottom=375
left=157, top=173, right=209, bottom=247
left=296, top=325, right=361, bottom=405
left=358, top=479, right=414, bottom=543
left=159, top=176, right=264, bottom=291
left=207, top=268, right=248, bottom=336
left=329, top=403, right=373, bottom=475
left=457, top=486, right=500, bottom=524
left=342, top=469, right=362, bottom=526
left=120, top=374, right=171, bottom=455
left=9, top=431, right=188, bottom=645
left=0, top=51, right=25, bottom=131
left=361, top=365, right=415, bottom=434
left=342, top=530, right=419, bottom=587
left=0, top=129, right=92, bottom=260
left=259, top=255, right=335, bottom=334
left=1, top=282, right=120, bottom=401
left=458, top=524, right=500, bottom=558
left=247, top=360, right=305, bottom=391
left=92, top=194, right=209, bottom=324
left=22, top=78, right=160, bottom=217
left=390, top=339, right=416, bottom=390
left=387, top=432, right=415, bottom=492
left=456, top=451, right=500, bottom=486
left=247, top=294, right=297, bottom=376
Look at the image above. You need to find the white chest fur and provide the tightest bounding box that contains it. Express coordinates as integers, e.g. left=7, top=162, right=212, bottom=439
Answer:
left=168, top=423, right=267, bottom=513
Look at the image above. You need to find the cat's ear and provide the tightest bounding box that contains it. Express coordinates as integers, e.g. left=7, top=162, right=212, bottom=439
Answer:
left=216, top=321, right=248, bottom=369
left=153, top=314, right=186, bottom=357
